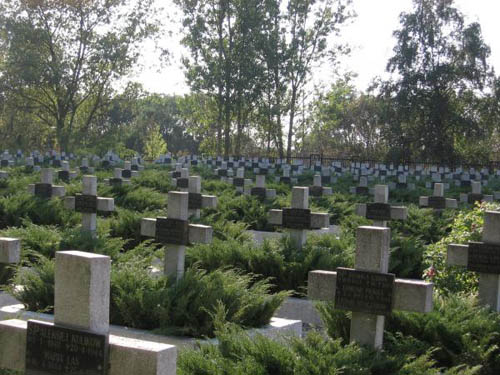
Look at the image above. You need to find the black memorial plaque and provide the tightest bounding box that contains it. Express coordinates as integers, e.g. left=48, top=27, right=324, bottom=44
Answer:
left=355, top=186, right=369, bottom=195
left=282, top=208, right=311, bottom=230
left=176, top=178, right=189, bottom=189
left=26, top=320, right=108, bottom=375
left=188, top=192, right=203, bottom=210
left=251, top=187, right=266, bottom=201
left=239, top=161, right=246, bottom=168
left=335, top=267, right=395, bottom=315
left=191, top=160, right=198, bottom=166
left=109, top=178, right=122, bottom=187
left=292, top=165, right=299, bottom=172
left=1, top=160, right=8, bottom=167
left=101, top=160, right=110, bottom=168
left=396, top=182, right=408, bottom=189
left=366, top=203, right=392, bottom=221
left=75, top=194, right=98, bottom=214
left=335, top=167, right=342, bottom=173
left=259, top=168, right=268, bottom=175
left=321, top=176, right=331, bottom=185
left=252, top=162, right=259, bottom=169
left=467, top=242, right=500, bottom=274
left=227, top=162, right=234, bottom=168
left=218, top=169, right=227, bottom=177
left=216, top=161, right=222, bottom=167
left=80, top=166, right=89, bottom=174
left=52, top=160, right=61, bottom=168
left=427, top=196, right=446, bottom=209
left=58, top=171, right=70, bottom=182
left=461, top=180, right=471, bottom=187
left=468, top=194, right=483, bottom=205
left=379, top=170, right=387, bottom=176
left=131, top=164, right=139, bottom=171
left=314, top=165, right=321, bottom=172
left=310, top=186, right=323, bottom=197
left=172, top=171, right=181, bottom=179
left=35, top=183, right=52, bottom=199
left=155, top=217, right=189, bottom=245
left=122, top=169, right=132, bottom=179
left=233, top=177, right=245, bottom=187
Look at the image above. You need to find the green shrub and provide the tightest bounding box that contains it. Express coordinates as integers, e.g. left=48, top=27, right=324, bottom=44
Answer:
left=0, top=222, right=62, bottom=259
left=133, top=169, right=174, bottom=193
left=115, top=186, right=166, bottom=211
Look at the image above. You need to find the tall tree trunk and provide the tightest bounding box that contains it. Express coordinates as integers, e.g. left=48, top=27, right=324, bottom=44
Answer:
left=286, top=86, right=298, bottom=162
left=235, top=99, right=242, bottom=157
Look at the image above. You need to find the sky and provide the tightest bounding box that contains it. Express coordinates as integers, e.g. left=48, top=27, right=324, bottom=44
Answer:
left=131, top=0, right=500, bottom=96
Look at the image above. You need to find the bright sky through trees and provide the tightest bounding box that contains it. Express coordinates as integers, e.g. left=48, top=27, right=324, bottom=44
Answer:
left=133, top=0, right=500, bottom=95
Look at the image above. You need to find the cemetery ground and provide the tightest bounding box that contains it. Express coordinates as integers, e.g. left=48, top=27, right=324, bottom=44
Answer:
left=0, top=162, right=499, bottom=374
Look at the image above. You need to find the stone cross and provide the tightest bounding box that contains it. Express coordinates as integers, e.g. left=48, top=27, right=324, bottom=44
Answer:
left=447, top=210, right=500, bottom=311
left=28, top=168, right=65, bottom=199
left=175, top=173, right=217, bottom=219
left=246, top=174, right=276, bottom=201
left=459, top=181, right=493, bottom=205
left=229, top=167, right=251, bottom=194
left=277, top=166, right=296, bottom=185
left=80, top=157, right=94, bottom=174
left=308, top=226, right=434, bottom=349
left=356, top=185, right=408, bottom=227
left=25, top=157, right=40, bottom=173
left=0, top=237, right=21, bottom=283
left=350, top=176, right=369, bottom=196
left=141, top=191, right=213, bottom=280
left=173, top=168, right=190, bottom=190
left=57, top=160, right=77, bottom=183
left=122, top=161, right=139, bottom=179
left=309, top=174, right=333, bottom=197
left=65, top=176, right=115, bottom=236
left=419, top=183, right=457, bottom=210
left=0, top=251, right=177, bottom=374
left=106, top=168, right=131, bottom=186
left=268, top=187, right=330, bottom=249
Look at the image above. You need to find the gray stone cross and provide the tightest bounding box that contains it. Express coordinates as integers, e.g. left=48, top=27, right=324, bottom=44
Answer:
left=459, top=181, right=493, bottom=205
left=64, top=176, right=115, bottom=236
left=28, top=168, right=65, bottom=199
left=419, top=183, right=457, bottom=210
left=268, top=187, right=329, bottom=249
left=308, top=226, right=434, bottom=349
left=175, top=172, right=217, bottom=219
left=0, top=251, right=177, bottom=374
left=309, top=174, right=332, bottom=198
left=447, top=210, right=500, bottom=311
left=245, top=174, right=276, bottom=201
left=228, top=167, right=252, bottom=194
left=141, top=191, right=213, bottom=280
left=356, top=185, right=407, bottom=227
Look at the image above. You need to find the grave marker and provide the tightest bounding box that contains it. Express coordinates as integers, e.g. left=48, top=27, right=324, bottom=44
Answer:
left=0, top=251, right=177, bottom=374
left=141, top=191, right=213, bottom=280
left=28, top=168, right=65, bottom=199
left=356, top=185, right=407, bottom=227
left=419, top=183, right=457, bottom=210
left=268, top=187, right=329, bottom=249
left=308, top=226, right=434, bottom=349
left=65, top=176, right=115, bottom=236
left=459, top=181, right=493, bottom=205
left=447, top=211, right=500, bottom=311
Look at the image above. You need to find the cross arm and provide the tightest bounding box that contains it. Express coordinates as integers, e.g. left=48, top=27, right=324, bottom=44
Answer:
left=140, top=218, right=213, bottom=245
left=268, top=209, right=329, bottom=229
left=356, top=204, right=408, bottom=220
left=0, top=319, right=177, bottom=375
left=307, top=270, right=433, bottom=313
left=446, top=243, right=469, bottom=266
left=28, top=184, right=65, bottom=197
left=419, top=197, right=457, bottom=209
left=64, top=196, right=114, bottom=212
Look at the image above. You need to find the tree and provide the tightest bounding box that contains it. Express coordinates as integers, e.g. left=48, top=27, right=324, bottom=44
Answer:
left=0, top=0, right=160, bottom=151
left=381, top=0, right=496, bottom=164
left=144, top=125, right=168, bottom=160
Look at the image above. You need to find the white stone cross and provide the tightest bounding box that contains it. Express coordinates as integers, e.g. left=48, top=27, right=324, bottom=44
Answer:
left=0, top=251, right=177, bottom=374
left=447, top=210, right=500, bottom=311
left=268, top=187, right=329, bottom=249
left=106, top=168, right=132, bottom=186
left=419, top=183, right=457, bottom=210
left=122, top=161, right=140, bottom=179
left=459, top=181, right=493, bottom=205
left=245, top=174, right=276, bottom=201
left=350, top=176, right=369, bottom=196
left=141, top=191, right=213, bottom=280
left=229, top=167, right=251, bottom=194
left=174, top=172, right=217, bottom=218
left=309, top=174, right=332, bottom=197
left=57, top=160, right=77, bottom=183
left=356, top=185, right=407, bottom=227
left=64, top=176, right=115, bottom=236
left=0, top=237, right=21, bottom=282
left=28, top=168, right=65, bottom=199
left=80, top=157, right=95, bottom=174
left=308, top=226, right=433, bottom=349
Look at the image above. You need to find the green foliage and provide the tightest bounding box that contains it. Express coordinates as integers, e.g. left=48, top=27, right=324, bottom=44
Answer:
left=187, top=233, right=354, bottom=294
left=110, top=262, right=288, bottom=337
left=424, top=202, right=499, bottom=295
left=113, top=186, right=166, bottom=212
left=144, top=125, right=168, bottom=160
left=178, top=323, right=477, bottom=375
left=0, top=222, right=62, bottom=259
